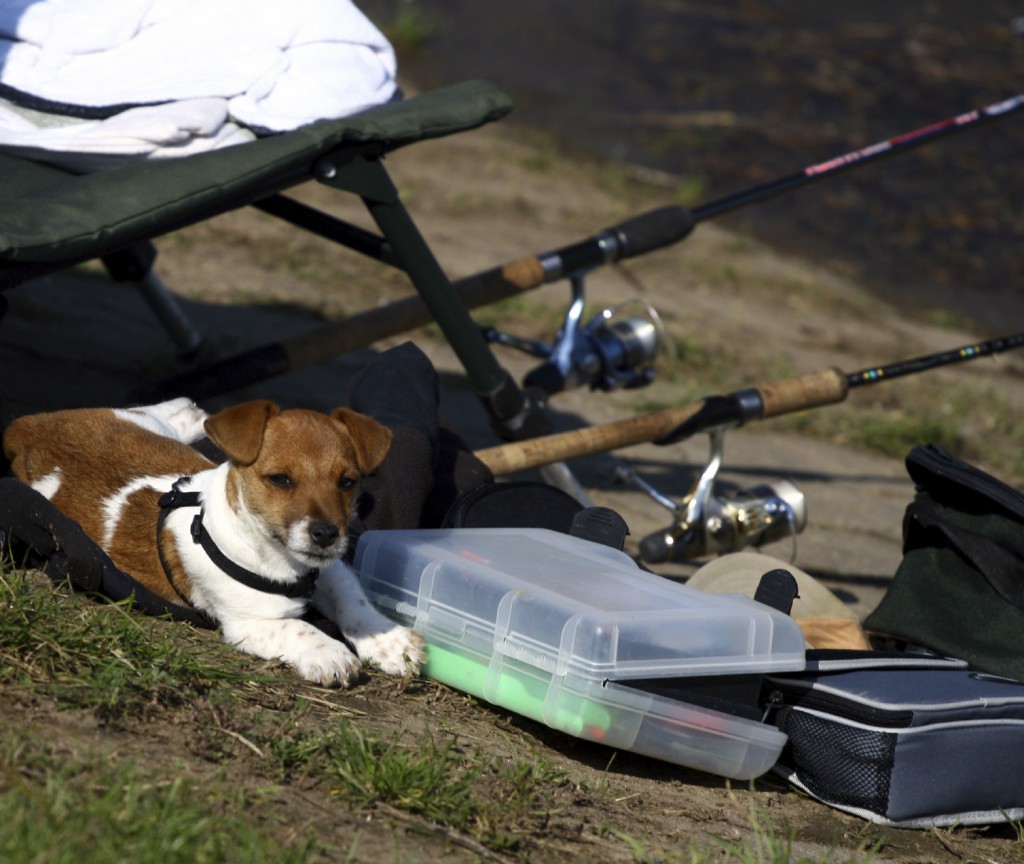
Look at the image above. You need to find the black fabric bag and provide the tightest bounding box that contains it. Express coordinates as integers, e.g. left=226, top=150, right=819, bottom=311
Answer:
left=864, top=444, right=1024, bottom=681
left=764, top=651, right=1024, bottom=828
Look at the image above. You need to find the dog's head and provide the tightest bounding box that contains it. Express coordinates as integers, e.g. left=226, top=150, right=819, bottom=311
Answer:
left=204, top=401, right=392, bottom=568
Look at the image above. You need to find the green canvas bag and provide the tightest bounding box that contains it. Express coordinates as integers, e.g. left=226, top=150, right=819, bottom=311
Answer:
left=865, top=444, right=1024, bottom=682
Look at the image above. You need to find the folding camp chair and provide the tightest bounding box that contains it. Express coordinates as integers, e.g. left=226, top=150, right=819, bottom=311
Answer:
left=0, top=80, right=545, bottom=439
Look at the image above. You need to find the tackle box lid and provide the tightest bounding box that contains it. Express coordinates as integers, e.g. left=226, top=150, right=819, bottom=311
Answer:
left=354, top=527, right=806, bottom=682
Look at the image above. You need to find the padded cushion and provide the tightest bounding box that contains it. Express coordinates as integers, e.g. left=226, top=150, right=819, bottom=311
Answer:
left=0, top=80, right=512, bottom=265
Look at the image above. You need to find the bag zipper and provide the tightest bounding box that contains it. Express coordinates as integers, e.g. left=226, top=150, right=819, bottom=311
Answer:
left=766, top=681, right=915, bottom=727
left=765, top=654, right=968, bottom=728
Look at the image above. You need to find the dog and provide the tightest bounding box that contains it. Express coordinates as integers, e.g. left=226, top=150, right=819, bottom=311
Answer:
left=2, top=397, right=426, bottom=687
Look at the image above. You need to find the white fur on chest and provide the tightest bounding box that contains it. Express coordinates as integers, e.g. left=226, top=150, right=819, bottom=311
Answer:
left=163, top=466, right=310, bottom=623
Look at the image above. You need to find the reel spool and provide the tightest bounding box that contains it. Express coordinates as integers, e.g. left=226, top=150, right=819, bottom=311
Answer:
left=638, top=479, right=806, bottom=562
left=484, top=274, right=666, bottom=394
left=617, top=428, right=807, bottom=563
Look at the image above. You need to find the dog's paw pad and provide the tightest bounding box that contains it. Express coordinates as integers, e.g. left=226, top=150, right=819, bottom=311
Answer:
left=355, top=627, right=427, bottom=677
left=294, top=642, right=362, bottom=688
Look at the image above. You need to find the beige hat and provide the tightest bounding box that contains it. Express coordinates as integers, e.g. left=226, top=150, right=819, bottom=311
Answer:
left=687, top=552, right=871, bottom=651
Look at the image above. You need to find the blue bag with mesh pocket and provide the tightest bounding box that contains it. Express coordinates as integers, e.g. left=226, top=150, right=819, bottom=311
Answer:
left=763, top=651, right=1024, bottom=828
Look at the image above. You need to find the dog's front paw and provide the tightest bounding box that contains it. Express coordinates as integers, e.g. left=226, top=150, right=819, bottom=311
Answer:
left=224, top=618, right=365, bottom=687
left=293, top=639, right=363, bottom=688
left=351, top=625, right=427, bottom=677
left=162, top=398, right=209, bottom=443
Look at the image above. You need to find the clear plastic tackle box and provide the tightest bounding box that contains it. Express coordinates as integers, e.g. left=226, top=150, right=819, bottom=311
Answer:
left=353, top=527, right=806, bottom=779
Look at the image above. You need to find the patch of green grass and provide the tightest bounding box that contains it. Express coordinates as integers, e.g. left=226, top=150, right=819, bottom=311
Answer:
left=776, top=380, right=1024, bottom=486
left=675, top=172, right=709, bottom=208
left=272, top=725, right=479, bottom=825
left=0, top=567, right=247, bottom=721
left=629, top=334, right=798, bottom=416
left=0, top=744, right=317, bottom=864
left=922, top=307, right=971, bottom=331
left=783, top=404, right=963, bottom=461
left=268, top=722, right=573, bottom=853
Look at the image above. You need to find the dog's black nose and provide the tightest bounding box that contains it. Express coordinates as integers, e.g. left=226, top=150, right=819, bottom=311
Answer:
left=309, top=521, right=340, bottom=549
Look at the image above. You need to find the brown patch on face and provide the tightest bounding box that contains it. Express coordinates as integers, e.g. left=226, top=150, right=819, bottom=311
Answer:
left=204, top=401, right=278, bottom=466
left=218, top=407, right=391, bottom=552
left=330, top=408, right=393, bottom=475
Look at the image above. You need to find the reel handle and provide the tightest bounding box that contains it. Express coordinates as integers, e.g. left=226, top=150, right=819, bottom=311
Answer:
left=638, top=527, right=679, bottom=565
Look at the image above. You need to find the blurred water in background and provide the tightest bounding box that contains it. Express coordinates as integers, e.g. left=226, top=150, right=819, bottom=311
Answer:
left=363, top=0, right=1024, bottom=332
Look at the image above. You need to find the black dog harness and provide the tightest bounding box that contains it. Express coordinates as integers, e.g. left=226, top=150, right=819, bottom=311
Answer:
left=156, top=477, right=319, bottom=606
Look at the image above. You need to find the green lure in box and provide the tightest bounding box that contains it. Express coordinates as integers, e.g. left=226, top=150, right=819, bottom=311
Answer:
left=425, top=642, right=613, bottom=737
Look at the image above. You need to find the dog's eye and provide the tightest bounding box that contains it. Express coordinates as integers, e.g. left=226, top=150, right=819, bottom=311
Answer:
left=266, top=473, right=294, bottom=490
left=339, top=476, right=356, bottom=491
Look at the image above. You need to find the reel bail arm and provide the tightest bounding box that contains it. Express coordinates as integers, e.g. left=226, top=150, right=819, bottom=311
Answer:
left=621, top=427, right=807, bottom=564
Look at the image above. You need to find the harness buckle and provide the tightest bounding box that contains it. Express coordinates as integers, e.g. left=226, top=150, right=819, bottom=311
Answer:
left=191, top=513, right=204, bottom=544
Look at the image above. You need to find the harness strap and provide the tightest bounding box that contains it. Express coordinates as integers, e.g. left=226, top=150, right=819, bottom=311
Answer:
left=156, top=481, right=200, bottom=608
left=157, top=477, right=319, bottom=601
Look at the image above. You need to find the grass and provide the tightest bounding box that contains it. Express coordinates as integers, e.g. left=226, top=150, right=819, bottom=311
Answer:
left=0, top=552, right=903, bottom=863
left=0, top=751, right=318, bottom=864
left=376, top=2, right=436, bottom=57
left=598, top=790, right=883, bottom=864
left=0, top=566, right=246, bottom=721
left=703, top=798, right=880, bottom=864
left=777, top=379, right=1024, bottom=485
left=269, top=723, right=571, bottom=853
left=271, top=725, right=481, bottom=825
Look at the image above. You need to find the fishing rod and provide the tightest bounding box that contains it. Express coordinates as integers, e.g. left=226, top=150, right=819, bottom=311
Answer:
left=134, top=94, right=1024, bottom=404
left=530, top=91, right=1024, bottom=270
left=475, top=332, right=1024, bottom=475
left=475, top=331, right=1024, bottom=562
left=691, top=94, right=1024, bottom=221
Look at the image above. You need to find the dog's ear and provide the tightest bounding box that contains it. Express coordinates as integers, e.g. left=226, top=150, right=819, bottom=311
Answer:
left=204, top=401, right=279, bottom=466
left=332, top=408, right=393, bottom=475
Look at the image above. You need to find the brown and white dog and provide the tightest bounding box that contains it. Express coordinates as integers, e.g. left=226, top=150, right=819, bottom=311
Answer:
left=2, top=397, right=426, bottom=687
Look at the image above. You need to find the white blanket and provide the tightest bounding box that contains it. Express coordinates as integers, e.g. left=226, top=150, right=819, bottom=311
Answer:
left=0, top=0, right=397, bottom=167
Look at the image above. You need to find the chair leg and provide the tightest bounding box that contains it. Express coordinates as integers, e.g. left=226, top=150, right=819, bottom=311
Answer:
left=101, top=243, right=203, bottom=358
left=315, top=151, right=547, bottom=440
left=134, top=268, right=203, bottom=357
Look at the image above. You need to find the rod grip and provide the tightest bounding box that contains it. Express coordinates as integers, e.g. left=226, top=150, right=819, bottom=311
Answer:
left=475, top=400, right=707, bottom=476
left=449, top=256, right=548, bottom=302
left=758, top=367, right=849, bottom=418
left=554, top=205, right=695, bottom=273
left=608, top=205, right=696, bottom=260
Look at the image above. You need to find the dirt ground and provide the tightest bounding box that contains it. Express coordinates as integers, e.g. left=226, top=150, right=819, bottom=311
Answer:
left=2, top=92, right=1024, bottom=860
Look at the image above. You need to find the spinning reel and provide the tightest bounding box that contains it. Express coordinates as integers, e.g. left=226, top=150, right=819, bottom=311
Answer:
left=616, top=427, right=807, bottom=563
left=482, top=273, right=665, bottom=395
